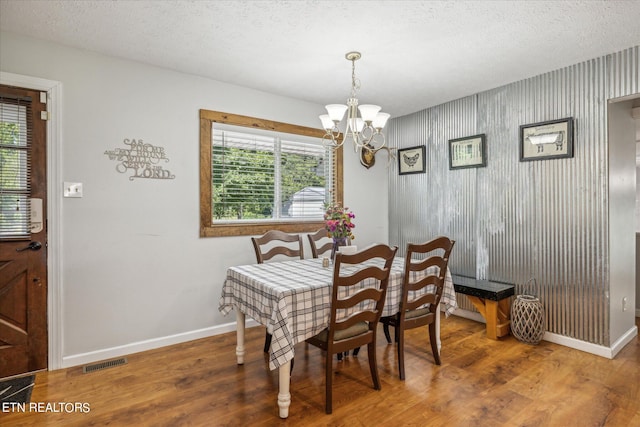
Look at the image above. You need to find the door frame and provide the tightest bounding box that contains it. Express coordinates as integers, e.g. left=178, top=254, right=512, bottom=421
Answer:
left=1, top=71, right=62, bottom=370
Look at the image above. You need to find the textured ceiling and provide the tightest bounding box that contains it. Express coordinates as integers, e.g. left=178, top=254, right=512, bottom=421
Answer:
left=1, top=0, right=639, bottom=118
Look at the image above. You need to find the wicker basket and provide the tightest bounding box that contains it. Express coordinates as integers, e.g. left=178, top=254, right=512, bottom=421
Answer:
left=511, top=279, right=545, bottom=345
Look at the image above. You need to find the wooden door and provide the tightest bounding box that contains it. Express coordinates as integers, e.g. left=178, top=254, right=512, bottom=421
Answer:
left=0, top=85, right=48, bottom=378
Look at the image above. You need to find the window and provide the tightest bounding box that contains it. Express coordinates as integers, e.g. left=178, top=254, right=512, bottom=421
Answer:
left=0, top=94, right=31, bottom=240
left=200, top=110, right=343, bottom=237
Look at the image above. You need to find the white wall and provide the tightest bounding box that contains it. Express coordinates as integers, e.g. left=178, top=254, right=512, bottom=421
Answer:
left=636, top=117, right=640, bottom=314
left=608, top=100, right=637, bottom=344
left=637, top=141, right=640, bottom=231
left=0, top=32, right=389, bottom=368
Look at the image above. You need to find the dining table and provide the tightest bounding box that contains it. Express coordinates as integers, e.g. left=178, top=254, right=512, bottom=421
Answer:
left=218, top=255, right=457, bottom=418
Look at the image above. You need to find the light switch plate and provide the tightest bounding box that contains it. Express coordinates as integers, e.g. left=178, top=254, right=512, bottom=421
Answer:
left=64, top=182, right=83, bottom=198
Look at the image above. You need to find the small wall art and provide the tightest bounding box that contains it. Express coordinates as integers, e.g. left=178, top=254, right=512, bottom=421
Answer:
left=519, top=117, right=574, bottom=161
left=104, top=138, right=176, bottom=181
left=448, top=134, right=486, bottom=170
left=398, top=145, right=426, bottom=175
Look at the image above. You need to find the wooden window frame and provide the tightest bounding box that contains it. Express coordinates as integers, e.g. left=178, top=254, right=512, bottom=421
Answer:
left=199, top=109, right=343, bottom=237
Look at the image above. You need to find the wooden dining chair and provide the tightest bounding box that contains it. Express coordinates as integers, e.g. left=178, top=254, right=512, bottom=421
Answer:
left=251, top=230, right=304, bottom=352
left=308, top=228, right=358, bottom=360
left=306, top=244, right=398, bottom=414
left=251, top=229, right=304, bottom=264
left=307, top=228, right=351, bottom=258
left=379, top=236, right=455, bottom=380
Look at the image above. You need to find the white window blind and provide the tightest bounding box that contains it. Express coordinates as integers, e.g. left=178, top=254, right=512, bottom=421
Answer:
left=0, top=95, right=31, bottom=239
left=211, top=124, right=331, bottom=222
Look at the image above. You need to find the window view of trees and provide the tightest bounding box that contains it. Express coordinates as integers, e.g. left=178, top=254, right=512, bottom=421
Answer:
left=212, top=144, right=275, bottom=220
left=0, top=115, right=29, bottom=238
left=212, top=130, right=326, bottom=221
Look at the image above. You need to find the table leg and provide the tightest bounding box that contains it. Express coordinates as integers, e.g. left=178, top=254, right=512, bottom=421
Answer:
left=278, top=360, right=291, bottom=418
left=236, top=311, right=245, bottom=365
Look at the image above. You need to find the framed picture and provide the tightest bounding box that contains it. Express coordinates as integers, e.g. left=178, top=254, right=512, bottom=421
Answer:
left=519, top=117, right=574, bottom=161
left=448, top=134, right=486, bottom=170
left=398, top=145, right=426, bottom=175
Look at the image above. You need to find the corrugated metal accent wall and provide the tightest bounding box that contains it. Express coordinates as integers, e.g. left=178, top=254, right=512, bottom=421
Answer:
left=388, top=46, right=639, bottom=346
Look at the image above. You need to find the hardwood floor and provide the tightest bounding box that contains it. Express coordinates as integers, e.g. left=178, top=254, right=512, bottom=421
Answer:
left=3, top=315, right=639, bottom=426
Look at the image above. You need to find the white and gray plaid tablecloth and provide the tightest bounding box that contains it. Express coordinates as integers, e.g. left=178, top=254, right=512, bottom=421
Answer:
left=219, top=257, right=457, bottom=370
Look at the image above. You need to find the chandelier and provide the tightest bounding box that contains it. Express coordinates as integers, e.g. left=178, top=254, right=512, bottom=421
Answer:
left=319, top=52, right=391, bottom=159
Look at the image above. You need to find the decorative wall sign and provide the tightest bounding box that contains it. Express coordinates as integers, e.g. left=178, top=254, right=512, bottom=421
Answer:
left=519, top=117, right=574, bottom=161
left=104, top=139, right=175, bottom=181
left=449, top=134, right=487, bottom=169
left=397, top=145, right=426, bottom=175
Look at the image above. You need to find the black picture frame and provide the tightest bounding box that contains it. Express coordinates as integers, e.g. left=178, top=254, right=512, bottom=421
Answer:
left=448, top=134, right=487, bottom=170
left=519, top=117, right=574, bottom=161
left=397, top=145, right=426, bottom=175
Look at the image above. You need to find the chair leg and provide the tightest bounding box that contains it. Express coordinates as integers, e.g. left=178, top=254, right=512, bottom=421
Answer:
left=263, top=332, right=272, bottom=353
left=337, top=350, right=356, bottom=360
left=429, top=322, right=441, bottom=365
left=367, top=342, right=381, bottom=390
left=325, top=351, right=333, bottom=414
left=382, top=322, right=392, bottom=344
left=397, top=327, right=406, bottom=380
left=384, top=312, right=401, bottom=344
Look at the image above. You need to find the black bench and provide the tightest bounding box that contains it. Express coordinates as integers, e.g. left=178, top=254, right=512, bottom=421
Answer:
left=452, top=275, right=515, bottom=339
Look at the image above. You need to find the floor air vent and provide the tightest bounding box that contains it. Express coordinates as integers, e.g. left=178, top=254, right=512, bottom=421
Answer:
left=82, top=357, right=128, bottom=374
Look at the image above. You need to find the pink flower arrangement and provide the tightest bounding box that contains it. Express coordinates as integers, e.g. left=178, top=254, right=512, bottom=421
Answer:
left=324, top=204, right=355, bottom=240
